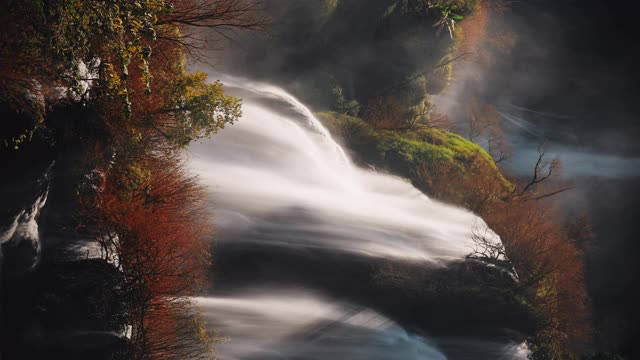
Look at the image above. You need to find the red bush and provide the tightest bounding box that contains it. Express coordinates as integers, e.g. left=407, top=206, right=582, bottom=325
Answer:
left=89, top=156, right=212, bottom=359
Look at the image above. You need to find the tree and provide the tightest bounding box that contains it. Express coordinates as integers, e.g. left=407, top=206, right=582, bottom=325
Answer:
left=2, top=0, right=263, bottom=357
left=479, top=199, right=591, bottom=358
left=332, top=85, right=360, bottom=117
left=411, top=130, right=590, bottom=357
left=110, top=43, right=242, bottom=152
left=515, top=142, right=571, bottom=199
left=161, top=71, right=241, bottom=147
left=486, top=123, right=511, bottom=165
left=86, top=155, right=214, bottom=359
left=155, top=0, right=266, bottom=61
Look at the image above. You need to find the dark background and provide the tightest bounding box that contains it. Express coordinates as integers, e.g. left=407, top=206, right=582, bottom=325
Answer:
left=482, top=1, right=640, bottom=356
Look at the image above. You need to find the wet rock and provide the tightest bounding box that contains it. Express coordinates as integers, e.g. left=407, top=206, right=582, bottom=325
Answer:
left=1, top=163, right=52, bottom=277
left=2, top=259, right=128, bottom=359
left=211, top=243, right=537, bottom=343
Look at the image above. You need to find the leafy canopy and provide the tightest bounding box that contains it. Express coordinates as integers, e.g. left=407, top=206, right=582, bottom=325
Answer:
left=166, top=71, right=241, bottom=147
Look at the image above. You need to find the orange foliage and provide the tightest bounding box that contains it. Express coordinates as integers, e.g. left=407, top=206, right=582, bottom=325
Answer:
left=81, top=2, right=265, bottom=356
left=415, top=152, right=509, bottom=213
left=364, top=96, right=408, bottom=130
left=419, top=146, right=591, bottom=354
left=88, top=155, right=212, bottom=359
left=483, top=199, right=591, bottom=353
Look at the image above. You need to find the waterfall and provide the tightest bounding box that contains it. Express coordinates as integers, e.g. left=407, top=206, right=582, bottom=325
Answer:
left=194, top=291, right=447, bottom=360
left=189, top=77, right=497, bottom=261
left=188, top=78, right=524, bottom=359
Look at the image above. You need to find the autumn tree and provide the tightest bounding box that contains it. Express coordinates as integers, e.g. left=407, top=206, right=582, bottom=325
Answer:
left=475, top=198, right=591, bottom=358
left=457, top=0, right=489, bottom=61
left=1, top=0, right=258, bottom=358
left=413, top=130, right=590, bottom=357
left=85, top=154, right=214, bottom=359
left=144, top=70, right=241, bottom=148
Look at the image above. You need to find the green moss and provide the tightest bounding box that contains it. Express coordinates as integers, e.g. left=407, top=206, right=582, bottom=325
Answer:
left=317, top=111, right=512, bottom=195
left=318, top=111, right=483, bottom=162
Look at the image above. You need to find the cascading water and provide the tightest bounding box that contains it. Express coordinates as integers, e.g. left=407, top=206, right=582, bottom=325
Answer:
left=188, top=77, right=526, bottom=359
left=194, top=291, right=448, bottom=360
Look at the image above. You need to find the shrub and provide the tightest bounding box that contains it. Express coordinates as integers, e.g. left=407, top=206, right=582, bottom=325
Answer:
left=87, top=155, right=213, bottom=359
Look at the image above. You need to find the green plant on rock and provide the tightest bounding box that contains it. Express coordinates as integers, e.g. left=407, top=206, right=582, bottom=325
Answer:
left=317, top=111, right=506, bottom=192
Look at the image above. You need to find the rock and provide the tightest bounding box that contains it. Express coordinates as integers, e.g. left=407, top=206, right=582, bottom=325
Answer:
left=1, top=163, right=52, bottom=277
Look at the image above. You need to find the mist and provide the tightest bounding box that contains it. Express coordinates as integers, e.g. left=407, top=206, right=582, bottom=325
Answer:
left=206, top=0, right=640, bottom=356
left=188, top=77, right=494, bottom=261
left=185, top=75, right=532, bottom=359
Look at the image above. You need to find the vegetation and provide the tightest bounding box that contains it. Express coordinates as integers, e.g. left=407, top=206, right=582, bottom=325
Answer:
left=467, top=191, right=591, bottom=358
left=1, top=0, right=597, bottom=358
left=318, top=111, right=512, bottom=205
left=320, top=89, right=591, bottom=358
left=331, top=85, right=361, bottom=117
left=83, top=156, right=214, bottom=359
left=0, top=0, right=261, bottom=358
left=402, top=0, right=481, bottom=38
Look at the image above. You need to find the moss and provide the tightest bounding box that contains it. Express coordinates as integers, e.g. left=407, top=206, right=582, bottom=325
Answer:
left=318, top=111, right=483, bottom=161
left=317, top=111, right=512, bottom=194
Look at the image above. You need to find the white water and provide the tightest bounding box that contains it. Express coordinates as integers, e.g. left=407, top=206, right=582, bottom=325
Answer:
left=188, top=79, right=521, bottom=359
left=195, top=290, right=447, bottom=360
left=189, top=78, right=496, bottom=261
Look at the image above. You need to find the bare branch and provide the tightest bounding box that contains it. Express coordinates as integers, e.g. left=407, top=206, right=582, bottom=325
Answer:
left=519, top=142, right=559, bottom=195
